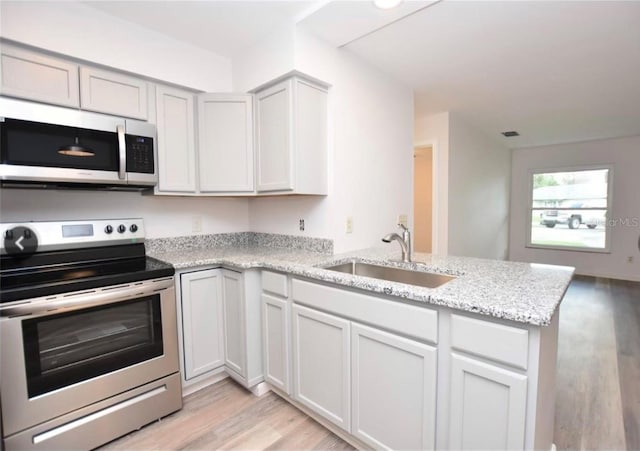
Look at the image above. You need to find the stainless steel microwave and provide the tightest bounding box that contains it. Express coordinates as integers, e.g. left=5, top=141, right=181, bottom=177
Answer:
left=0, top=98, right=157, bottom=190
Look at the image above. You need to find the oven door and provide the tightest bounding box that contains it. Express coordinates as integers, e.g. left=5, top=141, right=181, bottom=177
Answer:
left=0, top=277, right=179, bottom=438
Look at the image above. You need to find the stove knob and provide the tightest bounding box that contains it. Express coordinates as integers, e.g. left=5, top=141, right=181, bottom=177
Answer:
left=4, top=229, right=13, bottom=240
left=105, top=225, right=113, bottom=234
left=130, top=224, right=138, bottom=233
left=118, top=224, right=126, bottom=234
left=23, top=229, right=32, bottom=239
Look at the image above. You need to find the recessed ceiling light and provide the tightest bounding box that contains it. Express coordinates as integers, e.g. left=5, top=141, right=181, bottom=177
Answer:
left=373, top=0, right=403, bottom=10
left=501, top=131, right=520, bottom=137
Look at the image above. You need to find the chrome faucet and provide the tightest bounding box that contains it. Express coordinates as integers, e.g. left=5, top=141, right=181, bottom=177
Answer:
left=382, top=224, right=412, bottom=262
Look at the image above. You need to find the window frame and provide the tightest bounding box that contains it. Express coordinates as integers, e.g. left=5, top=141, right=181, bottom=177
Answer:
left=526, top=164, right=614, bottom=253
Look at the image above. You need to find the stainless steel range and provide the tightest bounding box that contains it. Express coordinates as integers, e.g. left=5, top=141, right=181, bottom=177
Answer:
left=0, top=218, right=181, bottom=450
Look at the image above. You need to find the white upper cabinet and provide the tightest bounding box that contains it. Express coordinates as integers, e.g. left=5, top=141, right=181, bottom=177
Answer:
left=254, top=74, right=328, bottom=195
left=255, top=80, right=293, bottom=192
left=0, top=44, right=80, bottom=108
left=155, top=85, right=197, bottom=193
left=0, top=44, right=328, bottom=198
left=79, top=67, right=148, bottom=120
left=197, top=94, right=254, bottom=193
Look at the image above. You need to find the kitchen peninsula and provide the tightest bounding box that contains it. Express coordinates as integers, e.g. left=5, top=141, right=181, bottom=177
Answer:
left=149, top=232, right=574, bottom=450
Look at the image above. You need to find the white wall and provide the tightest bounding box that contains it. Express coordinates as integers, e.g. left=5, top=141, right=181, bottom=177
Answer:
left=509, top=135, right=640, bottom=281
left=0, top=1, right=232, bottom=92
left=448, top=113, right=511, bottom=259
left=0, top=1, right=249, bottom=239
left=414, top=112, right=449, bottom=255
left=231, top=24, right=296, bottom=92
left=245, top=28, right=414, bottom=253
left=0, top=189, right=249, bottom=239
left=414, top=112, right=511, bottom=259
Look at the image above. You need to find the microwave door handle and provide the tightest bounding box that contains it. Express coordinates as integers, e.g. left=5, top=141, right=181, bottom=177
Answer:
left=117, top=124, right=126, bottom=180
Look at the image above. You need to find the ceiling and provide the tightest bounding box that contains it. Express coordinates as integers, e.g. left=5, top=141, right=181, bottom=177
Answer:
left=83, top=0, right=640, bottom=149
left=83, top=1, right=315, bottom=57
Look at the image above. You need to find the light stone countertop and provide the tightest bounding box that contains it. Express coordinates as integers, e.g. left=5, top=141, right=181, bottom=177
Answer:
left=149, top=244, right=574, bottom=327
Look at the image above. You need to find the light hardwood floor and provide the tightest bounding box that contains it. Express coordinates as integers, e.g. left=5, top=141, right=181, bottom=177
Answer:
left=103, top=276, right=639, bottom=450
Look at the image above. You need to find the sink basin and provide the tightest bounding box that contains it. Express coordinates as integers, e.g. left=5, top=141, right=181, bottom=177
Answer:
left=324, top=261, right=455, bottom=289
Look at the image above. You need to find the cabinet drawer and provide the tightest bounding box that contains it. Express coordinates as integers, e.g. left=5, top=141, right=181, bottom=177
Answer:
left=450, top=314, right=529, bottom=369
left=261, top=271, right=288, bottom=297
left=292, top=279, right=437, bottom=344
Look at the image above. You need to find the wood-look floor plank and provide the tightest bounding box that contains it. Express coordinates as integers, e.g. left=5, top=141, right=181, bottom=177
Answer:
left=265, top=417, right=338, bottom=450
left=612, top=280, right=640, bottom=450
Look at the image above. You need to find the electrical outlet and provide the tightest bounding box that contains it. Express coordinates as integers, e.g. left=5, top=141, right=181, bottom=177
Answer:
left=192, top=216, right=202, bottom=233
left=346, top=216, right=353, bottom=234
left=299, top=219, right=305, bottom=231
left=628, top=256, right=634, bottom=263
left=398, top=214, right=408, bottom=227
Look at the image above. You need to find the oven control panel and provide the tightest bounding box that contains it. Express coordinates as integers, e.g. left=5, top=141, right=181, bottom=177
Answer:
left=1, top=218, right=145, bottom=255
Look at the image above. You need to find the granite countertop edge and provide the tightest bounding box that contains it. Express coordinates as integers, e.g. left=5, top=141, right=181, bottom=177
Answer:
left=148, top=246, right=575, bottom=327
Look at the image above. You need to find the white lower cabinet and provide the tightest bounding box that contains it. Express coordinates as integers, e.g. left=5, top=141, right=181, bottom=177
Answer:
left=258, top=277, right=557, bottom=450
left=292, top=304, right=351, bottom=431
left=261, top=293, right=291, bottom=394
left=178, top=268, right=262, bottom=390
left=448, top=353, right=528, bottom=450
left=351, top=323, right=437, bottom=450
left=221, top=269, right=264, bottom=389
left=179, top=269, right=224, bottom=380
left=222, top=269, right=246, bottom=376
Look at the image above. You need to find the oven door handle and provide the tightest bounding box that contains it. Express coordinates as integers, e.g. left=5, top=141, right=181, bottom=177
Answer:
left=1, top=277, right=174, bottom=318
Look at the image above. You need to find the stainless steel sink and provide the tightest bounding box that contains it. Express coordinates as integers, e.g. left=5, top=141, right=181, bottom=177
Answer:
left=324, top=261, right=456, bottom=289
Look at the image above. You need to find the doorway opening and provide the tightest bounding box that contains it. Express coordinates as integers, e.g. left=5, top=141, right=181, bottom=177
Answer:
left=414, top=145, right=433, bottom=253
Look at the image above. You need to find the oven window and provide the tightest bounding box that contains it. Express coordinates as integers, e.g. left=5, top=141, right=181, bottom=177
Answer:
left=22, top=296, right=163, bottom=398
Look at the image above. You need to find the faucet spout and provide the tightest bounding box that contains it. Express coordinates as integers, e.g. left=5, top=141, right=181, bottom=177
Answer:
left=381, top=225, right=412, bottom=262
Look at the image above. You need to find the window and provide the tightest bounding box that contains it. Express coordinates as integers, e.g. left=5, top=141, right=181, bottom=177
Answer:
left=528, top=167, right=612, bottom=252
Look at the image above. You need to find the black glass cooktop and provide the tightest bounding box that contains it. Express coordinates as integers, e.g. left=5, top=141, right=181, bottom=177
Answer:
left=0, top=244, right=174, bottom=303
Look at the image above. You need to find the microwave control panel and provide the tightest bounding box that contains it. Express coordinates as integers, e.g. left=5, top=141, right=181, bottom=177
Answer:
left=125, top=135, right=155, bottom=174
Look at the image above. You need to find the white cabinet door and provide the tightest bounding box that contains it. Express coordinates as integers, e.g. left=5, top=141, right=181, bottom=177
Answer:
left=255, top=79, right=293, bottom=192
left=180, top=269, right=225, bottom=380
left=351, top=323, right=437, bottom=450
left=155, top=85, right=197, bottom=193
left=261, top=293, right=290, bottom=394
left=449, top=353, right=528, bottom=450
left=292, top=304, right=350, bottom=431
left=0, top=44, right=79, bottom=107
left=292, top=78, right=328, bottom=195
left=197, top=94, right=254, bottom=193
left=79, top=67, right=148, bottom=120
left=222, top=269, right=246, bottom=378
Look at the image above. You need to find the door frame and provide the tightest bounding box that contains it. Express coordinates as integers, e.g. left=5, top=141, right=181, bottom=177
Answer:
left=413, top=139, right=444, bottom=255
